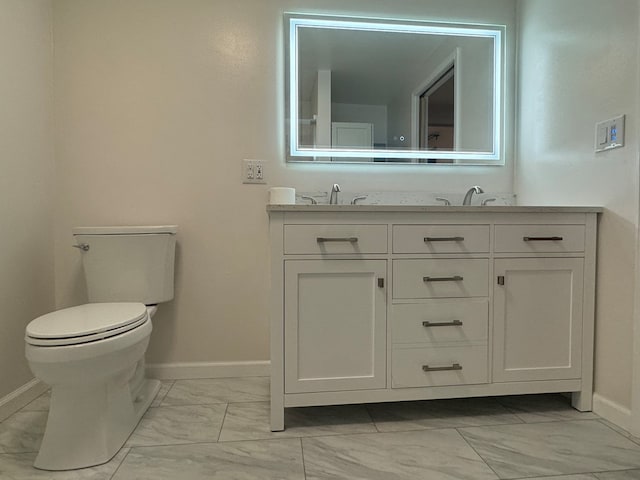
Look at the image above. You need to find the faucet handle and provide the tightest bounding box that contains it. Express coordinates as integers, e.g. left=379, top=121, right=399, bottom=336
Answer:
left=351, top=195, right=367, bottom=205
left=435, top=197, right=451, bottom=206
left=300, top=195, right=318, bottom=205
left=481, top=197, right=497, bottom=206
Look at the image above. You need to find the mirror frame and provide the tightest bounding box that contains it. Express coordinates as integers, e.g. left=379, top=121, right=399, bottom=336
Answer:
left=285, top=14, right=505, bottom=164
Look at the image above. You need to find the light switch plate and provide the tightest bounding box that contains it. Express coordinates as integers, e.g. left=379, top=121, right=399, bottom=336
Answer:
left=595, top=114, right=625, bottom=153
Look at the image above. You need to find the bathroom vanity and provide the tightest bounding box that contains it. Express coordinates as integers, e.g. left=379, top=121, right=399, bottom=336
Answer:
left=268, top=205, right=600, bottom=431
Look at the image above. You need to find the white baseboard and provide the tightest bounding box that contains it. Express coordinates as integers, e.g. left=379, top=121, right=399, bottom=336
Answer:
left=145, top=361, right=271, bottom=380
left=0, top=379, right=48, bottom=422
left=593, top=392, right=632, bottom=432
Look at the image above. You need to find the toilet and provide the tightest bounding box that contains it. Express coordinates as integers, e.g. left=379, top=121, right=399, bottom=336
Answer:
left=24, top=225, right=177, bottom=471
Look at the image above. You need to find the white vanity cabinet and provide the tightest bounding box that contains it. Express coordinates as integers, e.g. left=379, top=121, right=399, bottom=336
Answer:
left=268, top=206, right=599, bottom=431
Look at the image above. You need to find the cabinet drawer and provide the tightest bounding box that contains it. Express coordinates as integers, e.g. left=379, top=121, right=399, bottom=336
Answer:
left=392, top=345, right=488, bottom=387
left=284, top=225, right=387, bottom=254
left=393, top=225, right=489, bottom=254
left=393, top=259, right=488, bottom=299
left=495, top=225, right=585, bottom=253
left=392, top=299, right=488, bottom=345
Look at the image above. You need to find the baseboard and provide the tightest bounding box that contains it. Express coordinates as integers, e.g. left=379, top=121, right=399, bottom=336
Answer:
left=593, top=392, right=632, bottom=432
left=0, top=379, right=48, bottom=422
left=145, top=361, right=271, bottom=380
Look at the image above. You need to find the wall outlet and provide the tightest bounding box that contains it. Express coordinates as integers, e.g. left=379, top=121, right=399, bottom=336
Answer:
left=242, top=159, right=266, bottom=184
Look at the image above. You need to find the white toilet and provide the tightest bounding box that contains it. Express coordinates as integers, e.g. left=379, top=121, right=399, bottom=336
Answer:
left=24, top=225, right=177, bottom=471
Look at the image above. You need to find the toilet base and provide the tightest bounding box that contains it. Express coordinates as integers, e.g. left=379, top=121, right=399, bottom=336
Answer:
left=34, top=377, right=160, bottom=471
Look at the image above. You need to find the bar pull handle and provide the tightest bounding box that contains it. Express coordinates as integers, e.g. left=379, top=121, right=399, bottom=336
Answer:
left=422, top=320, right=463, bottom=328
left=497, top=275, right=505, bottom=286
left=424, top=236, right=464, bottom=242
left=523, top=236, right=563, bottom=242
left=422, top=363, right=463, bottom=372
left=316, top=237, right=358, bottom=243
left=378, top=278, right=385, bottom=288
left=423, top=275, right=464, bottom=282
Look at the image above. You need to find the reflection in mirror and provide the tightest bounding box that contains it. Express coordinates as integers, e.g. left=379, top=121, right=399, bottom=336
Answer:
left=286, top=15, right=504, bottom=164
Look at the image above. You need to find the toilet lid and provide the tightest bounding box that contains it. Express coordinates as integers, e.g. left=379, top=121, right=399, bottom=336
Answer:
left=26, top=303, right=148, bottom=346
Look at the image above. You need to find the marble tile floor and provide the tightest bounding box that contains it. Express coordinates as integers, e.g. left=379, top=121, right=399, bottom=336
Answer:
left=2, top=377, right=640, bottom=480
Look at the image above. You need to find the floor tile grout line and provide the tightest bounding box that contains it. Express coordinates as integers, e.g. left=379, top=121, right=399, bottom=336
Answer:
left=361, top=404, right=379, bottom=433
left=157, top=399, right=269, bottom=408
left=595, top=417, right=640, bottom=443
left=169, top=376, right=270, bottom=380
left=456, top=418, right=612, bottom=432
left=216, top=403, right=230, bottom=443
left=454, top=427, right=502, bottom=480
left=255, top=425, right=461, bottom=443
left=591, top=466, right=640, bottom=476
left=217, top=428, right=379, bottom=444
left=126, top=436, right=309, bottom=450
left=0, top=450, right=40, bottom=456
left=0, top=407, right=49, bottom=428
left=156, top=379, right=176, bottom=407
left=501, top=472, right=599, bottom=479
left=299, top=437, right=308, bottom=480
left=155, top=380, right=175, bottom=407
left=108, top=448, right=133, bottom=480
left=356, top=416, right=529, bottom=436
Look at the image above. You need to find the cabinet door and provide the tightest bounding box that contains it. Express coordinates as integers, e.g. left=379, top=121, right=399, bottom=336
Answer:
left=493, top=258, right=584, bottom=382
left=284, top=260, right=386, bottom=393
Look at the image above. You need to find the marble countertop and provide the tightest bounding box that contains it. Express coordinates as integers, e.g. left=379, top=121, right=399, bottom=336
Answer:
left=267, top=204, right=603, bottom=213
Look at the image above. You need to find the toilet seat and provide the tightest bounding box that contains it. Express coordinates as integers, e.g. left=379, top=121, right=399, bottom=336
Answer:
left=25, top=303, right=149, bottom=347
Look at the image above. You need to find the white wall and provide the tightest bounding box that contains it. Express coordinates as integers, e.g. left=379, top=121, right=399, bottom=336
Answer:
left=516, top=0, right=640, bottom=410
left=52, top=0, right=516, bottom=368
left=0, top=0, right=55, bottom=398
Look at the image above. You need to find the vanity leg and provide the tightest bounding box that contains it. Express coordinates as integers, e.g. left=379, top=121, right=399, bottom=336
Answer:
left=270, top=397, right=285, bottom=431
left=571, top=391, right=593, bottom=412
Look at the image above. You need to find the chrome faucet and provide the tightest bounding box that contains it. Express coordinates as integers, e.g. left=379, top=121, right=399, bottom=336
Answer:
left=329, top=183, right=341, bottom=205
left=462, top=186, right=484, bottom=205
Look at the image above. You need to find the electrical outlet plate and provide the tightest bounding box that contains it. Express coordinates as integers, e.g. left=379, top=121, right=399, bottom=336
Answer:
left=242, top=159, right=266, bottom=184
left=595, top=114, right=625, bottom=153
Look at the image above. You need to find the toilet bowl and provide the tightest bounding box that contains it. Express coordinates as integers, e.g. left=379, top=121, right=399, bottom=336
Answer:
left=25, top=302, right=160, bottom=471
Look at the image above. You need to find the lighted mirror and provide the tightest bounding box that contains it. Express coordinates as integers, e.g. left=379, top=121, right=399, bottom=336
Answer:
left=285, top=14, right=505, bottom=164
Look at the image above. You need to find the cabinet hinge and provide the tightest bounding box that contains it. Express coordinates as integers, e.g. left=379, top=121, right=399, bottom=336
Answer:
left=497, top=275, right=505, bottom=286
left=377, top=278, right=385, bottom=288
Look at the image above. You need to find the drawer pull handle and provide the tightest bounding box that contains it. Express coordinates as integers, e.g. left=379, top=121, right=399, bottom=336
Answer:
left=423, top=275, right=464, bottom=282
left=422, top=363, right=463, bottom=372
left=422, top=320, right=463, bottom=327
left=523, top=236, right=563, bottom=242
left=424, top=236, right=464, bottom=242
left=316, top=237, right=359, bottom=243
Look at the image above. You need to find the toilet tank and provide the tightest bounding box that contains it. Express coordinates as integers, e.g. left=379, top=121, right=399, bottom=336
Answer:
left=72, top=226, right=177, bottom=304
